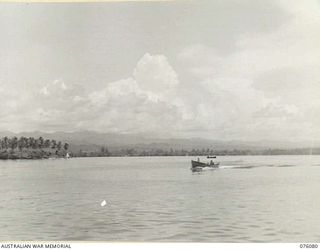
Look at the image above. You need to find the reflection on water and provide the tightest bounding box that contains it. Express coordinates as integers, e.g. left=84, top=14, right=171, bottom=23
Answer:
left=0, top=155, right=320, bottom=242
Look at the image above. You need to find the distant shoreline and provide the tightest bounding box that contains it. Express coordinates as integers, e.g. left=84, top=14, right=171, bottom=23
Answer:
left=1, top=136, right=319, bottom=160
left=0, top=150, right=68, bottom=160
left=1, top=154, right=319, bottom=160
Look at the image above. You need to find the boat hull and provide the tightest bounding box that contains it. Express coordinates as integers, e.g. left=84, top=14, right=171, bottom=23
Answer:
left=191, top=160, right=219, bottom=169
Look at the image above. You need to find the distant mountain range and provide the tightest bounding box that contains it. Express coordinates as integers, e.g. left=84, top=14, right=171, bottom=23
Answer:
left=0, top=130, right=318, bottom=152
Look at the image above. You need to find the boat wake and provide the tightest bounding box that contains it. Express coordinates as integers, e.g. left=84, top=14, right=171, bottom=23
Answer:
left=201, top=166, right=219, bottom=170
left=218, top=165, right=239, bottom=169
left=219, top=164, right=301, bottom=169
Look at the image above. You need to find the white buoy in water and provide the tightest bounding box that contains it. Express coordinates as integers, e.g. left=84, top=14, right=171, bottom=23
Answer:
left=101, top=200, right=107, bottom=207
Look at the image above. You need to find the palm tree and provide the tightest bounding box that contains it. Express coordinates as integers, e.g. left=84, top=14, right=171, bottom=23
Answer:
left=34, top=139, right=40, bottom=149
left=51, top=140, right=57, bottom=149
left=25, top=137, right=30, bottom=148
left=18, top=137, right=25, bottom=151
left=29, top=137, right=35, bottom=149
left=57, top=141, right=62, bottom=151
left=38, top=137, right=44, bottom=148
left=11, top=137, right=18, bottom=151
left=3, top=137, right=8, bottom=150
left=44, top=139, right=51, bottom=148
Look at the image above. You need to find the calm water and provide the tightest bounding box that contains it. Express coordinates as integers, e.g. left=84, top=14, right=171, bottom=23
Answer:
left=0, top=155, right=320, bottom=242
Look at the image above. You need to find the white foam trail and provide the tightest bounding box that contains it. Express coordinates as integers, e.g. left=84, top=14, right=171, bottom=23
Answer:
left=201, top=167, right=217, bottom=170
left=218, top=165, right=239, bottom=169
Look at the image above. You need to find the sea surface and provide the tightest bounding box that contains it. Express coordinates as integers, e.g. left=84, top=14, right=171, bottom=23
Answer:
left=0, top=155, right=320, bottom=242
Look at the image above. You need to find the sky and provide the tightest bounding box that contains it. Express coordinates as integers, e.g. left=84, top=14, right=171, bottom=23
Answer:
left=0, top=0, right=319, bottom=141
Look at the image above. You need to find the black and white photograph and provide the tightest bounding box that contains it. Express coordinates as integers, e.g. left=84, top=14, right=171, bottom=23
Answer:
left=0, top=0, right=320, bottom=245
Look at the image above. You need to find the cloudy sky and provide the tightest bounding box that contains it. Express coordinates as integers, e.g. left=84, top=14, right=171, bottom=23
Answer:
left=0, top=0, right=319, bottom=141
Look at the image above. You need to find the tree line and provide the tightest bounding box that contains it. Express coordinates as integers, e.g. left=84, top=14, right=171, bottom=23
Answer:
left=74, top=146, right=320, bottom=157
left=0, top=136, right=69, bottom=151
left=0, top=136, right=70, bottom=159
left=73, top=147, right=254, bottom=157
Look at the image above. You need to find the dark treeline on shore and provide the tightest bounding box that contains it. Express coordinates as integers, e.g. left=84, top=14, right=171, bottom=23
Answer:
left=73, top=146, right=320, bottom=157
left=0, top=136, right=69, bottom=159
left=2, top=136, right=320, bottom=159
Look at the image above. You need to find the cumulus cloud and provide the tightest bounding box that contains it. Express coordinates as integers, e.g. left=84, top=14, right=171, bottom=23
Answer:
left=0, top=54, right=188, bottom=135
left=86, top=53, right=187, bottom=135
left=1, top=1, right=319, bottom=141
left=174, top=0, right=320, bottom=140
left=134, top=53, right=178, bottom=94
